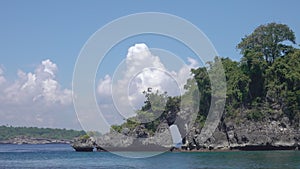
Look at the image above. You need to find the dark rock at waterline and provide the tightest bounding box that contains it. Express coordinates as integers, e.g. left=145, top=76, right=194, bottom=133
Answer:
left=96, top=139, right=170, bottom=152
left=73, top=146, right=94, bottom=152
left=71, top=137, right=95, bottom=152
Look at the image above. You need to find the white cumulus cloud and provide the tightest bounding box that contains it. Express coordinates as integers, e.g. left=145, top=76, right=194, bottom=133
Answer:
left=0, top=67, right=6, bottom=85
left=97, top=74, right=112, bottom=97
left=1, top=59, right=72, bottom=105
left=0, top=59, right=78, bottom=129
left=97, top=43, right=198, bottom=123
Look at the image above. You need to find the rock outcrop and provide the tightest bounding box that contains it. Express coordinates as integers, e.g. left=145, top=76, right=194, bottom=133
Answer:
left=71, top=137, right=95, bottom=152
left=94, top=122, right=172, bottom=152
left=184, top=114, right=300, bottom=151
left=142, top=122, right=173, bottom=148
left=72, top=109, right=300, bottom=152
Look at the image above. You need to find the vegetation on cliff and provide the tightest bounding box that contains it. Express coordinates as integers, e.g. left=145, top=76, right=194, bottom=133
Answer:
left=111, top=90, right=182, bottom=136
left=110, top=22, right=300, bottom=137
left=189, top=23, right=299, bottom=128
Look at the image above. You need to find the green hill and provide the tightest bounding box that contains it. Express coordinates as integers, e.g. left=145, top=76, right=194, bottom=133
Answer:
left=0, top=125, right=86, bottom=141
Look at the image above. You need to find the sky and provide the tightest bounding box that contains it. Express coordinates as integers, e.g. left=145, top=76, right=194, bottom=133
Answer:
left=0, top=0, right=299, bottom=130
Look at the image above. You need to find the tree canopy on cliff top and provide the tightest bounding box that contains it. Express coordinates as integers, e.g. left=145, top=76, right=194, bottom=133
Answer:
left=112, top=22, right=300, bottom=134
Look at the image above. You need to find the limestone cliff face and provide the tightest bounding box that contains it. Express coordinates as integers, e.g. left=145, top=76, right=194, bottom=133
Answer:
left=94, top=122, right=173, bottom=151
left=72, top=108, right=300, bottom=152
left=185, top=113, right=300, bottom=151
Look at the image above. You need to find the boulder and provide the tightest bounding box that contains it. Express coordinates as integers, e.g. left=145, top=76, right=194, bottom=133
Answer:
left=71, top=137, right=95, bottom=152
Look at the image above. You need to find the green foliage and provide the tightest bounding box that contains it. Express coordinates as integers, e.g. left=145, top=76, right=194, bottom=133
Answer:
left=191, top=67, right=211, bottom=117
left=233, top=22, right=299, bottom=123
left=141, top=90, right=168, bottom=112
left=111, top=125, right=122, bottom=133
left=246, top=110, right=265, bottom=121
left=111, top=22, right=300, bottom=132
left=122, top=117, right=139, bottom=129
left=191, top=22, right=299, bottom=124
left=0, top=125, right=86, bottom=141
left=241, top=51, right=266, bottom=100
left=237, top=22, right=296, bottom=64
left=222, top=57, right=250, bottom=107
left=191, top=57, right=227, bottom=128
left=181, top=78, right=199, bottom=120
left=86, top=131, right=102, bottom=137
left=266, top=49, right=300, bottom=123
left=110, top=90, right=181, bottom=135
left=80, top=134, right=90, bottom=140
left=195, top=114, right=206, bottom=128
left=139, top=90, right=172, bottom=133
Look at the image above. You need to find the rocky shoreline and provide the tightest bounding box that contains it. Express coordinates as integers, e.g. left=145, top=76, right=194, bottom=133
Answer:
left=0, top=136, right=71, bottom=144
left=71, top=113, right=300, bottom=152
left=183, top=116, right=300, bottom=151
left=2, top=115, right=299, bottom=152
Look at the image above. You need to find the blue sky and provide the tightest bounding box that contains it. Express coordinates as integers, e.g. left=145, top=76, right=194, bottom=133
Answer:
left=0, top=0, right=299, bottom=129
left=1, top=0, right=299, bottom=87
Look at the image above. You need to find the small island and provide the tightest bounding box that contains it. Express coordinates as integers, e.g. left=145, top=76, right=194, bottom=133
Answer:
left=1, top=23, right=299, bottom=153
left=72, top=22, right=300, bottom=152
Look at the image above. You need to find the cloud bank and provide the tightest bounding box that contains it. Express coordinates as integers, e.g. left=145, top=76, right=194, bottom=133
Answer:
left=0, top=60, right=79, bottom=129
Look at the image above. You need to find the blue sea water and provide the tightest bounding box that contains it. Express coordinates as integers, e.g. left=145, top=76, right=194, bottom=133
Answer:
left=0, top=144, right=299, bottom=169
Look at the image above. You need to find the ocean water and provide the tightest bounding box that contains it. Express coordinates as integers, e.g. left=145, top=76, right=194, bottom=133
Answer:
left=0, top=144, right=299, bottom=169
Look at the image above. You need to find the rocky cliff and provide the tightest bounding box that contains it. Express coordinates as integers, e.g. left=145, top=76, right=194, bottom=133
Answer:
left=183, top=111, right=300, bottom=151
left=72, top=122, right=173, bottom=152
left=94, top=122, right=172, bottom=152
left=73, top=110, right=300, bottom=152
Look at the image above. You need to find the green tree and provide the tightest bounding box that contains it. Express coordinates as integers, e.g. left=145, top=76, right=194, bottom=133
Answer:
left=191, top=67, right=211, bottom=117
left=237, top=22, right=299, bottom=124
left=110, top=90, right=181, bottom=135
left=221, top=58, right=250, bottom=108
left=237, top=22, right=296, bottom=64
left=266, top=49, right=300, bottom=123
left=240, top=50, right=266, bottom=100
left=191, top=57, right=227, bottom=125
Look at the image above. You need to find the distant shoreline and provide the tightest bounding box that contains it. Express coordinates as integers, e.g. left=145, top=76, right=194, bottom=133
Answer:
left=0, top=136, right=71, bottom=145
left=0, top=125, right=85, bottom=145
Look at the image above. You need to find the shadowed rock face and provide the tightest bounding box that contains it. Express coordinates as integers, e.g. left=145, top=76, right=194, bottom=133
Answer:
left=72, top=118, right=300, bottom=152
left=72, top=107, right=300, bottom=152
left=185, top=115, right=300, bottom=151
